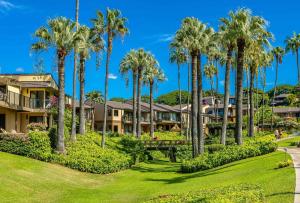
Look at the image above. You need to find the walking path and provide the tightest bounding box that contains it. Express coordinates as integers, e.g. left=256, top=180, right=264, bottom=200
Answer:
left=278, top=147, right=300, bottom=203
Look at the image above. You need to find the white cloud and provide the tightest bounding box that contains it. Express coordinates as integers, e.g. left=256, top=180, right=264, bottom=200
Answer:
left=108, top=73, right=117, bottom=80
left=219, top=80, right=225, bottom=86
left=16, top=67, right=24, bottom=72
left=158, top=34, right=174, bottom=42
left=0, top=0, right=22, bottom=13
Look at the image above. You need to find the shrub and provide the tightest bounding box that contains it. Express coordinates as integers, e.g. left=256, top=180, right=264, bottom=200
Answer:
left=205, top=144, right=225, bottom=153
left=48, top=125, right=70, bottom=150
left=141, top=132, right=184, bottom=141
left=277, top=159, right=292, bottom=168
left=181, top=140, right=277, bottom=173
left=54, top=134, right=131, bottom=174
left=145, top=184, right=264, bottom=203
left=120, top=135, right=145, bottom=164
left=0, top=131, right=52, bottom=161
left=176, top=145, right=193, bottom=161
left=27, top=122, right=47, bottom=131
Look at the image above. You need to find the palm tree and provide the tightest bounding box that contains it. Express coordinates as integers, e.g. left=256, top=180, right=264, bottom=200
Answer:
left=204, top=63, right=217, bottom=120
left=219, top=16, right=236, bottom=145
left=143, top=57, right=166, bottom=138
left=31, top=17, right=76, bottom=153
left=222, top=8, right=270, bottom=144
left=285, top=32, right=300, bottom=84
left=86, top=90, right=104, bottom=131
left=76, top=26, right=104, bottom=135
left=71, top=0, right=80, bottom=141
left=271, top=47, right=285, bottom=130
left=169, top=47, right=187, bottom=136
left=95, top=8, right=128, bottom=148
left=120, top=50, right=139, bottom=136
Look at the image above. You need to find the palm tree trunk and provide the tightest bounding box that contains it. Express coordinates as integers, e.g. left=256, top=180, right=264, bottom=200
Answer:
left=197, top=53, right=204, bottom=154
left=262, top=67, right=266, bottom=130
left=187, top=60, right=191, bottom=140
left=79, top=54, right=85, bottom=135
left=91, top=106, right=95, bottom=131
left=137, top=67, right=142, bottom=138
left=191, top=53, right=198, bottom=157
left=255, top=73, right=259, bottom=132
left=271, top=58, right=279, bottom=131
left=235, top=39, right=245, bottom=145
left=249, top=66, right=255, bottom=137
left=177, top=64, right=183, bottom=136
left=71, top=0, right=80, bottom=141
left=150, top=82, right=154, bottom=138
left=215, top=60, right=219, bottom=123
left=132, top=71, right=137, bottom=136
left=57, top=50, right=66, bottom=153
left=297, top=49, right=300, bottom=84
left=102, top=35, right=112, bottom=148
left=246, top=69, right=250, bottom=134
left=221, top=48, right=233, bottom=145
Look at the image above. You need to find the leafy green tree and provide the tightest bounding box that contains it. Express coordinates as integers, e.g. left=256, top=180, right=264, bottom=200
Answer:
left=285, top=32, right=300, bottom=84
left=156, top=90, right=191, bottom=106
left=31, top=17, right=77, bottom=153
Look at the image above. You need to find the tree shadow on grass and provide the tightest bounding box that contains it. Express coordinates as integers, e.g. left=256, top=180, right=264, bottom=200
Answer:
left=265, top=191, right=294, bottom=197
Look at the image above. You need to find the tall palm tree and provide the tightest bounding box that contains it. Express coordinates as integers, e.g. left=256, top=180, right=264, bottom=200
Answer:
left=143, top=57, right=166, bottom=138
left=169, top=47, right=187, bottom=136
left=285, top=32, right=300, bottom=84
left=86, top=90, right=104, bottom=131
left=71, top=0, right=80, bottom=141
left=222, top=8, right=270, bottom=145
left=204, top=63, right=217, bottom=119
left=76, top=26, right=104, bottom=135
left=95, top=8, right=128, bottom=148
left=271, top=47, right=285, bottom=130
left=31, top=17, right=77, bottom=153
left=120, top=50, right=139, bottom=136
left=219, top=16, right=236, bottom=145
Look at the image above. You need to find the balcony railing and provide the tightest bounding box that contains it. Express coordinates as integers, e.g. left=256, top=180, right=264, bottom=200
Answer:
left=0, top=90, right=50, bottom=110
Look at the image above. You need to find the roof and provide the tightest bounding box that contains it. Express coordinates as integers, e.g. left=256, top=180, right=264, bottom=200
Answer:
left=275, top=94, right=291, bottom=98
left=155, top=103, right=179, bottom=112
left=107, top=101, right=133, bottom=110
left=73, top=100, right=92, bottom=109
left=274, top=107, right=300, bottom=113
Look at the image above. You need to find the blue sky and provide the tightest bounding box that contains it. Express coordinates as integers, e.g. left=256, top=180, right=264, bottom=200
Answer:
left=0, top=0, right=299, bottom=100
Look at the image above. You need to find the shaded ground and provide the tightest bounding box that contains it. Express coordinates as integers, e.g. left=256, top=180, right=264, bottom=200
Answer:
left=0, top=151, right=295, bottom=203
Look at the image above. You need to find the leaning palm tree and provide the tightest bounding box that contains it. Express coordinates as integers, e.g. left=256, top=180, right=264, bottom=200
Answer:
left=31, top=17, right=77, bottom=153
left=94, top=8, right=128, bottom=148
left=76, top=25, right=104, bottom=135
left=143, top=57, right=166, bottom=138
left=271, top=47, right=285, bottom=130
left=71, top=0, right=80, bottom=141
left=222, top=8, right=270, bottom=145
left=86, top=90, right=104, bottom=131
left=169, top=47, right=187, bottom=136
left=285, top=32, right=300, bottom=84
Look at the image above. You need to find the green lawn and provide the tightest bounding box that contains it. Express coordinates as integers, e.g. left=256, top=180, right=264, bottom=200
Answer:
left=0, top=151, right=295, bottom=203
left=277, top=136, right=300, bottom=147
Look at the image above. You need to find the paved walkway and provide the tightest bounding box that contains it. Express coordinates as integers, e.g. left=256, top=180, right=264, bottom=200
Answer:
left=279, top=147, right=300, bottom=203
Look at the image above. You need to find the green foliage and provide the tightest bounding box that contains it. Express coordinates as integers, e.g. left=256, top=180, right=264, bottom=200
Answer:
left=27, top=122, right=47, bottom=131
left=276, top=119, right=300, bottom=130
left=145, top=184, right=264, bottom=203
left=181, top=140, right=277, bottom=173
left=0, top=131, right=52, bottom=161
left=54, top=133, right=131, bottom=174
left=267, top=84, right=297, bottom=98
left=285, top=94, right=298, bottom=106
left=110, top=97, right=127, bottom=102
left=205, top=144, right=225, bottom=153
left=120, top=135, right=145, bottom=164
left=48, top=125, right=70, bottom=150
left=141, top=132, right=184, bottom=140
left=155, top=90, right=190, bottom=106
left=176, top=145, right=193, bottom=161
left=277, top=160, right=292, bottom=168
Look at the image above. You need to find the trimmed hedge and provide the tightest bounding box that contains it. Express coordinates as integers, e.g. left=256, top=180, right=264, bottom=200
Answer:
left=0, top=131, right=52, bottom=161
left=181, top=140, right=277, bottom=173
left=145, top=184, right=264, bottom=203
left=54, top=134, right=131, bottom=174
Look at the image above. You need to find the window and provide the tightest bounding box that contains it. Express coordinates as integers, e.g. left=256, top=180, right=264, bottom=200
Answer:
left=108, top=109, right=112, bottom=116
left=114, top=110, right=119, bottom=117
left=29, top=116, right=43, bottom=123
left=113, top=125, right=118, bottom=132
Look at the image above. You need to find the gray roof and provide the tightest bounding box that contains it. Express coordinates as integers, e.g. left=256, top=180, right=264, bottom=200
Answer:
left=20, top=81, right=52, bottom=88
left=274, top=107, right=300, bottom=113
left=107, top=101, right=133, bottom=110
left=275, top=94, right=291, bottom=98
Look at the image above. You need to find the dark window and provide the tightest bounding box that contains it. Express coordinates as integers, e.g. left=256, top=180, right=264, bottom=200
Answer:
left=108, top=109, right=112, bottom=116
left=114, top=110, right=119, bottom=117
left=114, top=125, right=118, bottom=132
left=29, top=116, right=43, bottom=123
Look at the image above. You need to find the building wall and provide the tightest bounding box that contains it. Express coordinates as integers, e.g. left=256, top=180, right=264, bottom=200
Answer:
left=0, top=107, right=18, bottom=132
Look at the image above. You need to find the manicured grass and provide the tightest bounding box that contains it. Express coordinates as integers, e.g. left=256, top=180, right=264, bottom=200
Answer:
left=277, top=136, right=300, bottom=147
left=0, top=151, right=295, bottom=203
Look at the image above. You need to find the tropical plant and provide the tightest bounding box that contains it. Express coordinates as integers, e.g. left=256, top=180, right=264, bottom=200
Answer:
left=71, top=0, right=80, bottom=141
left=169, top=47, right=187, bottom=136
left=31, top=17, right=77, bottom=153
left=86, top=91, right=104, bottom=131
left=271, top=47, right=285, bottom=130
left=285, top=32, right=300, bottom=84
left=204, top=64, right=217, bottom=118
left=76, top=26, right=104, bottom=135
left=92, top=8, right=128, bottom=147
left=143, top=55, right=166, bottom=138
